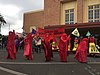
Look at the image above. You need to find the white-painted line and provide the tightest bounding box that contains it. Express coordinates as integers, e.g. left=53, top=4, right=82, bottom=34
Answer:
left=0, top=66, right=28, bottom=75
left=84, top=67, right=95, bottom=75
left=85, top=63, right=100, bottom=75
left=88, top=70, right=96, bottom=75
left=0, top=62, right=77, bottom=65
left=86, top=65, right=92, bottom=69
left=0, top=61, right=100, bottom=65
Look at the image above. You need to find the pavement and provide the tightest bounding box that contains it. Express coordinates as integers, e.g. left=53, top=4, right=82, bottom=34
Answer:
left=0, top=48, right=100, bottom=75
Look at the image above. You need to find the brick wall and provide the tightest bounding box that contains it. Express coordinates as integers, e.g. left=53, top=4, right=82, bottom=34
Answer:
left=77, top=0, right=83, bottom=23
left=44, top=0, right=61, bottom=26
left=23, top=10, right=44, bottom=33
left=23, top=0, right=82, bottom=33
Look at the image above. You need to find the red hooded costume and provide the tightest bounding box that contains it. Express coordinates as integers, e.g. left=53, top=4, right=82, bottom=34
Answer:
left=74, top=38, right=88, bottom=63
left=58, top=33, right=69, bottom=62
left=24, top=33, right=34, bottom=60
left=6, top=31, right=16, bottom=59
left=90, top=37, right=94, bottom=43
left=43, top=33, right=52, bottom=62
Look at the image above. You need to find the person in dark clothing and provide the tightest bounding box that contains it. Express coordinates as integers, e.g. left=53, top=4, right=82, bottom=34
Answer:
left=50, top=39, right=53, bottom=58
left=32, top=38, right=37, bottom=53
left=15, top=35, right=20, bottom=52
left=19, top=37, right=24, bottom=50
left=36, top=37, right=42, bottom=53
left=2, top=35, right=7, bottom=49
left=70, top=34, right=75, bottom=51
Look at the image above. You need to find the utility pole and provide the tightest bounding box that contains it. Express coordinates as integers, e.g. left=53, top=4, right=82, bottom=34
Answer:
left=8, top=23, right=10, bottom=31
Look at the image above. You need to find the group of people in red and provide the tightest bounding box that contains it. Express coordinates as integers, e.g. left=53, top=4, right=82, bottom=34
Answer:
left=58, top=33, right=88, bottom=63
left=6, top=30, right=88, bottom=63
left=6, top=31, right=35, bottom=60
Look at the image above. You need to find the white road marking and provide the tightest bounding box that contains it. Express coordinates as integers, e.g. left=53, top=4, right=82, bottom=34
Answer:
left=0, top=62, right=77, bottom=65
left=84, top=63, right=100, bottom=75
left=0, top=62, right=100, bottom=65
left=0, top=66, right=28, bottom=75
left=1, top=61, right=100, bottom=65
left=0, top=61, right=100, bottom=75
left=84, top=67, right=95, bottom=75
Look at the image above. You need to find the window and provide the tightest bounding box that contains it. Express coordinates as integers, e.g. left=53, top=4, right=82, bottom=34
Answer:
left=65, top=9, right=74, bottom=24
left=88, top=5, right=100, bottom=22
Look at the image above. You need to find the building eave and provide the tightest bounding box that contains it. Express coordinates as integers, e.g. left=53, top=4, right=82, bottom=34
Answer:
left=24, top=9, right=44, bottom=14
left=44, top=22, right=100, bottom=29
left=60, top=0, right=76, bottom=3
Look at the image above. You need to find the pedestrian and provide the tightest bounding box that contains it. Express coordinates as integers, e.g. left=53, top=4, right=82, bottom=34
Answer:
left=43, top=33, right=52, bottom=62
left=23, top=33, right=35, bottom=60
left=6, top=31, right=16, bottom=59
left=70, top=34, right=75, bottom=51
left=58, top=33, right=69, bottom=62
left=32, top=37, right=37, bottom=53
left=89, top=36, right=100, bottom=56
left=2, top=35, right=6, bottom=49
left=19, top=37, right=24, bottom=50
left=15, top=35, right=20, bottom=52
left=0, top=34, right=2, bottom=48
left=35, top=34, right=42, bottom=53
left=49, top=33, right=56, bottom=58
left=74, top=38, right=88, bottom=63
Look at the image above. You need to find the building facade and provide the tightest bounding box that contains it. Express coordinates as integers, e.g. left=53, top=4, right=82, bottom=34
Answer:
left=23, top=0, right=100, bottom=45
left=23, top=10, right=44, bottom=33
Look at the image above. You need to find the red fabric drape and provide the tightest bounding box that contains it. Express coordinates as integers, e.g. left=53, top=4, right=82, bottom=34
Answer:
left=43, top=33, right=52, bottom=61
left=90, top=37, right=94, bottom=43
left=58, top=33, right=69, bottom=62
left=6, top=31, right=16, bottom=59
left=74, top=38, right=88, bottom=63
left=24, top=33, right=33, bottom=60
left=38, top=27, right=65, bottom=37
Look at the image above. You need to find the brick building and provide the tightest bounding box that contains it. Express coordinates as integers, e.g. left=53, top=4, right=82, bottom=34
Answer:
left=23, top=0, right=100, bottom=45
left=23, top=10, right=44, bottom=33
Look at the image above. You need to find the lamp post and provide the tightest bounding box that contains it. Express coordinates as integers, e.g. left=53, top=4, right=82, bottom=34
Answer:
left=8, top=23, right=10, bottom=31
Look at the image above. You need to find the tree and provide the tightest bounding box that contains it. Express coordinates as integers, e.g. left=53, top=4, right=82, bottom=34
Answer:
left=0, top=14, right=6, bottom=34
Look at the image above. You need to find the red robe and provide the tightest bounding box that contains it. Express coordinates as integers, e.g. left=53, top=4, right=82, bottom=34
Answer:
left=6, top=31, right=16, bottom=59
left=12, top=31, right=16, bottom=57
left=74, top=38, right=88, bottom=63
left=43, top=33, right=52, bottom=62
left=24, top=33, right=33, bottom=60
left=90, top=37, right=94, bottom=43
left=58, top=33, right=69, bottom=62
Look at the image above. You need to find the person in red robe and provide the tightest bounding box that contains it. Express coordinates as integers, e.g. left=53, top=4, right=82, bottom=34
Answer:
left=58, top=33, right=69, bottom=62
left=90, top=37, right=94, bottom=43
left=24, top=33, right=34, bottom=60
left=74, top=38, right=88, bottom=63
left=12, top=30, right=16, bottom=58
left=49, top=33, right=56, bottom=58
left=6, top=31, right=16, bottom=59
left=43, top=33, right=52, bottom=62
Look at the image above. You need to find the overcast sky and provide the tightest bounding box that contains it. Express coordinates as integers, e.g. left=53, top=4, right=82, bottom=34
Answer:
left=0, top=0, right=44, bottom=35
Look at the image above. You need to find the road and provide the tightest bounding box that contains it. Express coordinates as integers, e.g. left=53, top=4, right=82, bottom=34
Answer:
left=0, top=49, right=100, bottom=75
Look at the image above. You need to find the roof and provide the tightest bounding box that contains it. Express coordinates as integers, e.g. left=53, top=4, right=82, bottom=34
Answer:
left=24, top=9, right=44, bottom=14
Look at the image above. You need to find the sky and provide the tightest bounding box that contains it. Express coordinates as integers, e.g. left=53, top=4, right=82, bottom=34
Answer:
left=0, top=0, right=44, bottom=35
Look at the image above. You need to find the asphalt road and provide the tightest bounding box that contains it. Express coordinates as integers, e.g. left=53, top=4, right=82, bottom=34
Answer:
left=0, top=48, right=100, bottom=75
